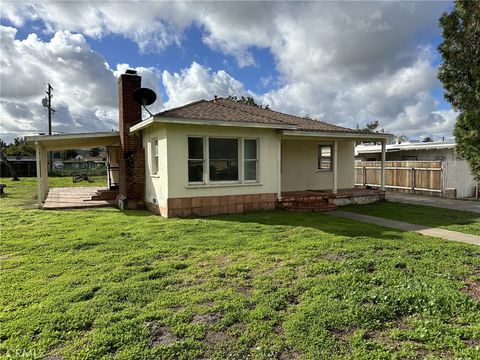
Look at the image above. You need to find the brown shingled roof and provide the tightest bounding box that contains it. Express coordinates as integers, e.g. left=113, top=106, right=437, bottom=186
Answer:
left=154, top=97, right=360, bottom=133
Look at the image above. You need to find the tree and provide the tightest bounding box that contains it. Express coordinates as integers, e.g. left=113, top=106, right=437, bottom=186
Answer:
left=226, top=95, right=270, bottom=109
left=357, top=120, right=384, bottom=134
left=0, top=140, right=20, bottom=180
left=395, top=135, right=408, bottom=144
left=63, top=149, right=78, bottom=160
left=422, top=137, right=434, bottom=142
left=2, top=137, right=35, bottom=157
left=438, top=1, right=480, bottom=180
left=89, top=147, right=101, bottom=157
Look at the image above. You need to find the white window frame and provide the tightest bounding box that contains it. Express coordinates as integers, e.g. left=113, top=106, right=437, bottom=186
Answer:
left=187, top=136, right=206, bottom=184
left=187, top=136, right=260, bottom=186
left=243, top=138, right=259, bottom=183
left=317, top=144, right=333, bottom=171
left=151, top=138, right=159, bottom=175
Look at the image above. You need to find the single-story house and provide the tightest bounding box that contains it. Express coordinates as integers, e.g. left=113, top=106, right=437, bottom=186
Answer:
left=355, top=142, right=477, bottom=198
left=27, top=70, right=391, bottom=217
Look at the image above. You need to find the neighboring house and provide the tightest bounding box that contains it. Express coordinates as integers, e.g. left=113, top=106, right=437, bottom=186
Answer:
left=0, top=156, right=37, bottom=177
left=62, top=156, right=106, bottom=170
left=355, top=142, right=477, bottom=198
left=27, top=70, right=391, bottom=217
left=356, top=142, right=459, bottom=162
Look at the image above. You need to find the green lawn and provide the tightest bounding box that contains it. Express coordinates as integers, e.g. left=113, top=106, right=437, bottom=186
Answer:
left=344, top=201, right=480, bottom=236
left=1, top=178, right=480, bottom=359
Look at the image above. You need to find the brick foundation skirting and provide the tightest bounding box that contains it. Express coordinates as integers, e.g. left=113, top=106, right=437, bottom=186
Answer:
left=147, top=193, right=277, bottom=218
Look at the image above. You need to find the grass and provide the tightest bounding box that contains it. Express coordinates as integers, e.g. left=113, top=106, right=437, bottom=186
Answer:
left=1, top=178, right=480, bottom=359
left=344, top=202, right=480, bottom=237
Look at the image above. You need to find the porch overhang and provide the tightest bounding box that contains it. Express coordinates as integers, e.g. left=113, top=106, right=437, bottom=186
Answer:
left=25, top=132, right=120, bottom=208
left=26, top=131, right=120, bottom=151
left=281, top=130, right=392, bottom=141
left=280, top=130, right=392, bottom=194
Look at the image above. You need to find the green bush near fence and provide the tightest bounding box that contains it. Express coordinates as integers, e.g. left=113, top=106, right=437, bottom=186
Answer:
left=48, top=166, right=108, bottom=177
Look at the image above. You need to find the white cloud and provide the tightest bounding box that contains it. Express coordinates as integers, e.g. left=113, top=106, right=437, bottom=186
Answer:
left=1, top=1, right=457, bottom=141
left=0, top=26, right=163, bottom=142
left=162, top=62, right=246, bottom=108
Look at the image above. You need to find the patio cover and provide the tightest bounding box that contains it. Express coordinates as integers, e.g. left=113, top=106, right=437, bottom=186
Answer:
left=26, top=132, right=120, bottom=206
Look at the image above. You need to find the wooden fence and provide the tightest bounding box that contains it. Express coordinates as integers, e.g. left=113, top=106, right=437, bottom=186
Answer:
left=354, top=161, right=444, bottom=194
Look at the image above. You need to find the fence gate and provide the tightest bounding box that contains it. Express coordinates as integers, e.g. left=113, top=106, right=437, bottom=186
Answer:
left=355, top=160, right=444, bottom=195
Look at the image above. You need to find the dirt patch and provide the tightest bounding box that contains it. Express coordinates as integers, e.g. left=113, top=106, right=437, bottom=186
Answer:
left=43, top=356, right=63, bottom=360
left=279, top=348, right=301, bottom=360
left=205, top=330, right=229, bottom=344
left=147, top=322, right=177, bottom=347
left=317, top=253, right=346, bottom=261
left=192, top=313, right=221, bottom=325
left=332, top=328, right=355, bottom=341
left=235, top=284, right=252, bottom=296
left=461, top=280, right=480, bottom=301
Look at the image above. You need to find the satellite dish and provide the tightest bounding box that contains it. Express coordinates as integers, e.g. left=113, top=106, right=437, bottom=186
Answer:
left=133, top=88, right=157, bottom=106
left=133, top=88, right=157, bottom=118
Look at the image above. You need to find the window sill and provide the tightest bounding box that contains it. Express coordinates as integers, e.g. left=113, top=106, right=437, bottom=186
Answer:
left=151, top=174, right=160, bottom=178
left=186, top=182, right=263, bottom=189
left=316, top=169, right=333, bottom=173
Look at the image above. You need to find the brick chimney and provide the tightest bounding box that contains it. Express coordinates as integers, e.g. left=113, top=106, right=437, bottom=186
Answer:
left=117, top=70, right=145, bottom=209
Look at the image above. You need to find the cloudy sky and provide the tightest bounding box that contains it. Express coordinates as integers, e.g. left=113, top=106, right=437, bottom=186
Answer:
left=0, top=1, right=455, bottom=143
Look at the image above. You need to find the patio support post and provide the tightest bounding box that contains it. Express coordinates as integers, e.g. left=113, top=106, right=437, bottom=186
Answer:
left=381, top=139, right=386, bottom=190
left=35, top=142, right=48, bottom=207
left=333, top=139, right=338, bottom=193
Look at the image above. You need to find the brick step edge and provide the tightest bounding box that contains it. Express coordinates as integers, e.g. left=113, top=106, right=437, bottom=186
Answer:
left=283, top=205, right=337, bottom=212
left=90, top=190, right=119, bottom=201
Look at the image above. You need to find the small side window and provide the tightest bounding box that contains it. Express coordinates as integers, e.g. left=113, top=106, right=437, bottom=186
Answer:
left=244, top=139, right=258, bottom=181
left=188, top=137, right=204, bottom=183
left=152, top=138, right=159, bottom=174
left=318, top=145, right=332, bottom=170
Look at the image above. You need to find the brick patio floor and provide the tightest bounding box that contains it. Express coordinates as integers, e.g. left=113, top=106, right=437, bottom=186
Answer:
left=43, top=187, right=116, bottom=210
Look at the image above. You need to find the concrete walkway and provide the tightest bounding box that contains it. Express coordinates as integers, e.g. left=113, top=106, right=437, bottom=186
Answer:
left=329, top=210, right=480, bottom=246
left=386, top=193, right=480, bottom=213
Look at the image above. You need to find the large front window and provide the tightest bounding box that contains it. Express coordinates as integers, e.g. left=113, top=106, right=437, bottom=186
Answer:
left=187, top=136, right=259, bottom=184
left=209, top=138, right=239, bottom=181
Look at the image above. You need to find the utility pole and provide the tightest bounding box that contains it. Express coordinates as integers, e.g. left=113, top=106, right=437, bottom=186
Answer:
left=42, top=83, right=55, bottom=172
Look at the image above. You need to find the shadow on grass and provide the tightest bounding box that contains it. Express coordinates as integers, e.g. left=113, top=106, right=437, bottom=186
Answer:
left=208, top=209, right=407, bottom=242
left=107, top=206, right=406, bottom=242
left=344, top=201, right=480, bottom=229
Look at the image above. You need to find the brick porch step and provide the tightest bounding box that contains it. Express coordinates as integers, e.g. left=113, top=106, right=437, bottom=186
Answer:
left=90, top=189, right=119, bottom=201
left=283, top=204, right=337, bottom=212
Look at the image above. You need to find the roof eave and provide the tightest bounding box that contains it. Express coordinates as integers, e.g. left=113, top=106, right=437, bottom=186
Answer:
left=282, top=130, right=393, bottom=140
left=26, top=131, right=120, bottom=142
left=130, top=116, right=297, bottom=133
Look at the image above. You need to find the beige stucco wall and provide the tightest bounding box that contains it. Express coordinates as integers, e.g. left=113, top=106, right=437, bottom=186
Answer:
left=167, top=124, right=280, bottom=198
left=144, top=123, right=169, bottom=207
left=281, top=139, right=355, bottom=192
left=143, top=123, right=281, bottom=200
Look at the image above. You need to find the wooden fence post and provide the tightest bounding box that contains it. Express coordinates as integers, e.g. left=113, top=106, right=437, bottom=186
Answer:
left=411, top=167, right=416, bottom=193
